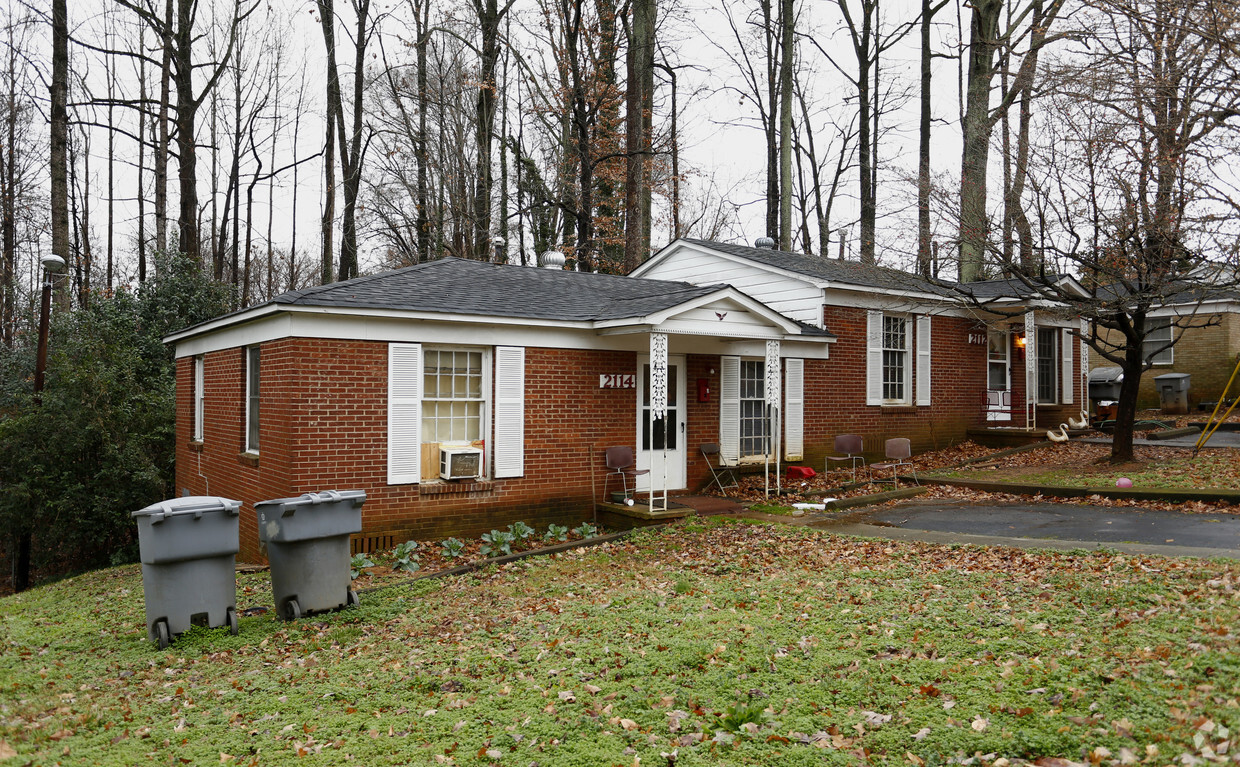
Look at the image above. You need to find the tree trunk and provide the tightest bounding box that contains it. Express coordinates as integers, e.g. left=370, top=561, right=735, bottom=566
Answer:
left=473, top=0, right=507, bottom=261
left=154, top=0, right=172, bottom=255
left=958, top=0, right=1002, bottom=282
left=50, top=0, right=69, bottom=273
left=763, top=0, right=778, bottom=242
left=778, top=0, right=794, bottom=251
left=623, top=0, right=656, bottom=271
left=415, top=1, right=429, bottom=263
left=338, top=0, right=370, bottom=281
left=318, top=0, right=338, bottom=284
left=917, top=0, right=935, bottom=277
left=174, top=0, right=201, bottom=263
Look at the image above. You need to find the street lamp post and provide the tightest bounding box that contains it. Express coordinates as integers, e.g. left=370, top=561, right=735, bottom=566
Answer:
left=13, top=253, right=65, bottom=592
left=33, top=254, right=65, bottom=404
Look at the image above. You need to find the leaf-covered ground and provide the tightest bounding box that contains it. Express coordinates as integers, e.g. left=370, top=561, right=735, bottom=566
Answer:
left=2, top=519, right=1238, bottom=766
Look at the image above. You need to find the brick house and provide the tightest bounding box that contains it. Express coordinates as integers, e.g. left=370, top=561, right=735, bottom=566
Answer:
left=631, top=239, right=1088, bottom=464
left=166, top=257, right=832, bottom=561
left=1090, top=289, right=1240, bottom=410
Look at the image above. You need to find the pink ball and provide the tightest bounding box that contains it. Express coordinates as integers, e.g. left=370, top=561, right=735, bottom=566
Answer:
left=1116, top=477, right=1133, bottom=488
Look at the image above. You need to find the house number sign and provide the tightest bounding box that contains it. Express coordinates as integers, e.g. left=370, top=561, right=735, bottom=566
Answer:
left=599, top=373, right=636, bottom=389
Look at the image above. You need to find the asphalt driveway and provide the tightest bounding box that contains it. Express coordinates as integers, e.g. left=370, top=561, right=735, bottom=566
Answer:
left=814, top=500, right=1240, bottom=559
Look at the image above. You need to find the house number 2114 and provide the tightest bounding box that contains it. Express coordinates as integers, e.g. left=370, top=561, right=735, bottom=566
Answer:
left=599, top=373, right=636, bottom=389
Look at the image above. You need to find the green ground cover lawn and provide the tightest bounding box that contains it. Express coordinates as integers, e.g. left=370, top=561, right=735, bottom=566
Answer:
left=929, top=450, right=1240, bottom=491
left=2, top=519, right=1238, bottom=766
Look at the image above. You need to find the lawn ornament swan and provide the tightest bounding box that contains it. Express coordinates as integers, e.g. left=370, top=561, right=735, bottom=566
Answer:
left=1066, top=410, right=1089, bottom=430
left=1046, top=423, right=1070, bottom=443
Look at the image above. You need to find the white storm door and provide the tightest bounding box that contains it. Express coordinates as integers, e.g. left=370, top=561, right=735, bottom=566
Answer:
left=636, top=354, right=687, bottom=491
left=986, top=329, right=1012, bottom=422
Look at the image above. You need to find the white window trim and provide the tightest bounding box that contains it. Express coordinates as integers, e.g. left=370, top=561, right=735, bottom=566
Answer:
left=877, top=312, right=913, bottom=406
left=193, top=356, right=205, bottom=442
left=1035, top=328, right=1059, bottom=405
left=244, top=346, right=259, bottom=454
left=1144, top=319, right=1175, bottom=365
left=422, top=346, right=492, bottom=481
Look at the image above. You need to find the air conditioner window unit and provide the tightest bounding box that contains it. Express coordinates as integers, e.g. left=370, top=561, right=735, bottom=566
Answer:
left=440, top=446, right=483, bottom=480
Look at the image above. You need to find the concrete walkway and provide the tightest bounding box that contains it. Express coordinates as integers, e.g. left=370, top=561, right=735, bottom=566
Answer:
left=804, top=500, right=1240, bottom=560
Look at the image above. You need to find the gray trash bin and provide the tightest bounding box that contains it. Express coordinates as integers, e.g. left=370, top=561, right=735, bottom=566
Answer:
left=254, top=490, right=365, bottom=621
left=1154, top=372, right=1191, bottom=415
left=132, top=496, right=243, bottom=649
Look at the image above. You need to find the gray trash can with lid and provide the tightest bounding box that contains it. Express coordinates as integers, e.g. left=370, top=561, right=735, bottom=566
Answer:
left=1088, top=367, right=1125, bottom=403
left=132, top=496, right=242, bottom=649
left=254, top=490, right=365, bottom=621
left=1154, top=372, right=1191, bottom=415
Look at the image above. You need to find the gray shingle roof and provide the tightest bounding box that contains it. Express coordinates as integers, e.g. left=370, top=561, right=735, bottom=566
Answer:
left=678, top=238, right=954, bottom=296
left=272, top=257, right=724, bottom=322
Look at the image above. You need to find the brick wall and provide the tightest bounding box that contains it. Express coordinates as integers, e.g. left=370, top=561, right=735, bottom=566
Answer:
left=805, top=307, right=988, bottom=465
left=178, top=340, right=688, bottom=562
left=1090, top=313, right=1239, bottom=409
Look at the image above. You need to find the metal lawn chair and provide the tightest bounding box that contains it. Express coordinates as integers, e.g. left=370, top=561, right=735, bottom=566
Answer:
left=699, top=443, right=739, bottom=496
left=871, top=437, right=919, bottom=486
left=824, top=434, right=868, bottom=484
left=602, top=446, right=649, bottom=501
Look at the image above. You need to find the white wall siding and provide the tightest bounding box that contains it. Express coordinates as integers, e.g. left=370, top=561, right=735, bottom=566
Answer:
left=638, top=252, right=823, bottom=327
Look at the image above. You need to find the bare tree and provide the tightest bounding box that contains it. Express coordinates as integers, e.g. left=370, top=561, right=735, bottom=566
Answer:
left=956, top=0, right=1240, bottom=461
left=957, top=0, right=1065, bottom=281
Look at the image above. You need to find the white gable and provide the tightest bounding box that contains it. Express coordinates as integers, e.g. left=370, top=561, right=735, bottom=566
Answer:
left=634, top=242, right=824, bottom=327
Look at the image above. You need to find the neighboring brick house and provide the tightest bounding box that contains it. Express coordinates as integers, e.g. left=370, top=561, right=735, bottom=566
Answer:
left=166, top=257, right=832, bottom=561
left=632, top=239, right=1088, bottom=465
left=1090, top=290, right=1240, bottom=410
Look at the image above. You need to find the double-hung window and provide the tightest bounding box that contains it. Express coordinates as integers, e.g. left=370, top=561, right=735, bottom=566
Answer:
left=422, top=349, right=485, bottom=444
left=1143, top=318, right=1174, bottom=365
left=1036, top=328, right=1058, bottom=404
left=881, top=315, right=909, bottom=403
left=738, top=360, right=769, bottom=460
left=389, top=343, right=525, bottom=485
left=193, top=356, right=205, bottom=442
left=245, top=346, right=260, bottom=453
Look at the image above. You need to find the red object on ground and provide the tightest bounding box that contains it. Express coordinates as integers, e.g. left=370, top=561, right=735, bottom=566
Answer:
left=786, top=466, right=817, bottom=480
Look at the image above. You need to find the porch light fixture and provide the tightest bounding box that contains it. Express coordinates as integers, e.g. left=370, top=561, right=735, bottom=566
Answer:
left=1015, top=333, right=1027, bottom=349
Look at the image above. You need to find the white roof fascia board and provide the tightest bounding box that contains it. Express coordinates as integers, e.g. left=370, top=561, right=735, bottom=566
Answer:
left=1149, top=299, right=1240, bottom=316
left=175, top=311, right=628, bottom=359
left=164, top=303, right=283, bottom=344
left=171, top=307, right=828, bottom=359
left=168, top=303, right=599, bottom=352
left=1053, top=275, right=1090, bottom=298
left=823, top=290, right=962, bottom=314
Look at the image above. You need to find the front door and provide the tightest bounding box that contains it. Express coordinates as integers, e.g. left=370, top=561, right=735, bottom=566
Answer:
left=636, top=354, right=686, bottom=491
left=986, top=329, right=1011, bottom=421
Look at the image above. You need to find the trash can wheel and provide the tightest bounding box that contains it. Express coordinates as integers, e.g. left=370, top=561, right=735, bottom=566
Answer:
left=226, top=607, right=239, bottom=636
left=155, top=620, right=170, bottom=650
left=347, top=590, right=360, bottom=608
left=281, top=598, right=301, bottom=622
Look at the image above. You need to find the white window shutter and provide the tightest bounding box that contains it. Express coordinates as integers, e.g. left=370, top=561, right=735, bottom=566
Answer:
left=784, top=358, right=804, bottom=461
left=719, top=356, right=740, bottom=464
left=866, top=311, right=883, bottom=405
left=916, top=315, right=932, bottom=406
left=1061, top=328, right=1074, bottom=405
left=493, top=346, right=525, bottom=478
left=387, top=343, right=422, bottom=484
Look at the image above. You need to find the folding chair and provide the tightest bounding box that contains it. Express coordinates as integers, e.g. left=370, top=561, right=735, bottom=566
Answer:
left=699, top=443, right=739, bottom=496
left=824, top=434, right=868, bottom=484
left=871, top=438, right=919, bottom=486
left=602, top=446, right=649, bottom=501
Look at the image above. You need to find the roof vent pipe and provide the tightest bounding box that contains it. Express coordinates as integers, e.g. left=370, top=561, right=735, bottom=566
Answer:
left=540, top=251, right=566, bottom=270
left=754, top=237, right=775, bottom=249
